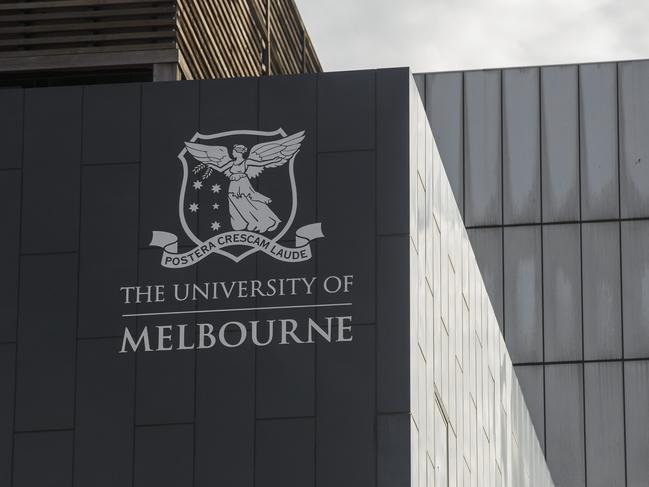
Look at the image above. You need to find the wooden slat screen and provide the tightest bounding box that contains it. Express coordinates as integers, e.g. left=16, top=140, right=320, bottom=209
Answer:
left=0, top=0, right=321, bottom=78
left=0, top=0, right=177, bottom=59
left=177, top=0, right=321, bottom=80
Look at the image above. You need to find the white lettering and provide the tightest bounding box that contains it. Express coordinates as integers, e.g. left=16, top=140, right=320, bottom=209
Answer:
left=280, top=319, right=304, bottom=344
left=337, top=316, right=353, bottom=342
left=307, top=317, right=332, bottom=343
left=157, top=325, right=173, bottom=351
left=219, top=321, right=247, bottom=347
left=177, top=324, right=195, bottom=350
left=323, top=275, right=342, bottom=293
left=197, top=323, right=216, bottom=349
left=119, top=327, right=152, bottom=353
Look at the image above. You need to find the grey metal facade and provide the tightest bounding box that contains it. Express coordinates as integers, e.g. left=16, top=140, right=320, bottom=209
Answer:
left=415, top=59, right=649, bottom=487
left=408, top=76, right=553, bottom=487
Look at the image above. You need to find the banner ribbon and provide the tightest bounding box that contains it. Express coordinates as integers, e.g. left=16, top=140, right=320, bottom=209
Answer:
left=150, top=223, right=324, bottom=268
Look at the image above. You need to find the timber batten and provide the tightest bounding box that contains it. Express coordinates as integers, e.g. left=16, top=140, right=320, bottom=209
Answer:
left=0, top=0, right=321, bottom=83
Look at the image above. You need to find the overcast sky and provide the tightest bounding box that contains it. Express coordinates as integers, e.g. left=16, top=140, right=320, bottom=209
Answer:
left=295, top=0, right=649, bottom=73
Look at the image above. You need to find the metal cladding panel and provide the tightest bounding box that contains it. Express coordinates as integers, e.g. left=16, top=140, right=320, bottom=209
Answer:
left=545, top=364, right=585, bottom=487
left=467, top=227, right=504, bottom=330
left=16, top=254, right=78, bottom=432
left=464, top=70, right=502, bottom=226
left=502, top=67, right=541, bottom=225
left=624, top=361, right=649, bottom=486
left=503, top=225, right=543, bottom=364
left=256, top=418, right=315, bottom=487
left=78, top=164, right=139, bottom=338
left=74, top=338, right=135, bottom=487
left=0, top=171, right=20, bottom=343
left=424, top=72, right=464, bottom=215
left=14, top=431, right=74, bottom=487
left=582, top=222, right=622, bottom=360
left=82, top=83, right=141, bottom=165
left=619, top=60, right=649, bottom=218
left=584, top=362, right=625, bottom=487
left=622, top=220, right=649, bottom=358
left=0, top=346, right=14, bottom=487
left=540, top=65, right=579, bottom=222
left=543, top=224, right=582, bottom=362
left=0, top=89, right=23, bottom=169
left=579, top=63, right=619, bottom=220
left=514, top=364, right=545, bottom=450
left=22, top=87, right=82, bottom=254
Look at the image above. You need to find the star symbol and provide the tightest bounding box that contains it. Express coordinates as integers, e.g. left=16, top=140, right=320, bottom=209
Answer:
left=188, top=202, right=199, bottom=213
left=211, top=221, right=221, bottom=231
left=211, top=183, right=221, bottom=193
left=193, top=180, right=203, bottom=190
left=212, top=202, right=220, bottom=210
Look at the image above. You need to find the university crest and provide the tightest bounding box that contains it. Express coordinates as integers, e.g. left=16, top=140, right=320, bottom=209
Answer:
left=150, top=128, right=324, bottom=268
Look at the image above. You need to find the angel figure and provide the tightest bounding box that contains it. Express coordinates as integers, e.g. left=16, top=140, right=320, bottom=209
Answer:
left=185, top=131, right=305, bottom=233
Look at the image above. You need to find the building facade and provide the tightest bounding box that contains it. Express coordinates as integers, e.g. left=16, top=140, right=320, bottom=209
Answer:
left=0, top=69, right=553, bottom=486
left=415, top=60, right=649, bottom=487
left=1, top=3, right=646, bottom=483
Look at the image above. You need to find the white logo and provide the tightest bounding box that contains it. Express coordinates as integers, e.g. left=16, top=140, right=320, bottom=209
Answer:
left=150, top=128, right=324, bottom=267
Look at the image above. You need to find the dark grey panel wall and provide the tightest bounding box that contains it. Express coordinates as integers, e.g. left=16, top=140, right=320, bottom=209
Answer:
left=82, top=83, right=141, bottom=165
left=0, top=70, right=413, bottom=487
left=22, top=87, right=82, bottom=254
left=0, top=345, right=14, bottom=487
left=16, top=254, right=77, bottom=432
left=74, top=338, right=134, bottom=487
left=14, top=431, right=73, bottom=487
left=0, top=89, right=23, bottom=170
left=0, top=172, right=20, bottom=343
left=79, top=164, right=139, bottom=338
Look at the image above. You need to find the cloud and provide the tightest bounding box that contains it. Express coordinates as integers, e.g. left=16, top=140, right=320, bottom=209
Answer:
left=295, top=0, right=649, bottom=72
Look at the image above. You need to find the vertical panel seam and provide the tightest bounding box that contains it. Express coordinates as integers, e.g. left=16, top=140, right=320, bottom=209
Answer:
left=313, top=72, right=320, bottom=487
left=539, top=67, right=547, bottom=454
left=192, top=80, right=202, bottom=487
left=70, top=86, right=85, bottom=486
left=253, top=77, right=260, bottom=487
left=373, top=69, right=379, bottom=487
left=616, top=61, right=628, bottom=487
left=461, top=71, right=466, bottom=221
left=131, top=82, right=144, bottom=487
left=500, top=70, right=506, bottom=341
left=10, top=87, right=26, bottom=487
left=577, top=65, right=588, bottom=487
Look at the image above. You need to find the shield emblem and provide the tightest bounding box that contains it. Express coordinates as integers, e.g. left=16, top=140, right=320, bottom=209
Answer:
left=177, top=128, right=301, bottom=263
